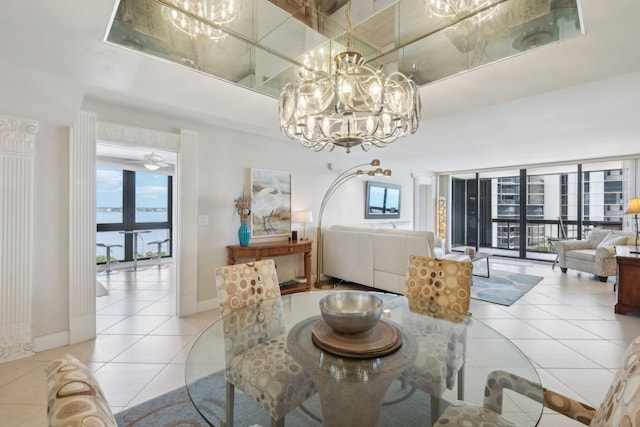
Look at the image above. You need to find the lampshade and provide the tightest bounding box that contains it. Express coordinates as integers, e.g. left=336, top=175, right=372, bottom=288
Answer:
left=625, top=198, right=640, bottom=215
left=144, top=163, right=161, bottom=171
left=292, top=211, right=313, bottom=224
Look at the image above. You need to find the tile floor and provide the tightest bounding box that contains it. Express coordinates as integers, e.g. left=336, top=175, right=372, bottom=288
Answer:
left=1, top=257, right=638, bottom=426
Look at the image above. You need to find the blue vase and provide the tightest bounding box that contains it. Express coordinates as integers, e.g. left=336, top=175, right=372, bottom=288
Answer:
left=238, top=220, right=251, bottom=246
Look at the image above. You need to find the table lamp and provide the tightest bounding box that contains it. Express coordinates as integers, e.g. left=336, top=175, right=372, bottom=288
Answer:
left=292, top=210, right=313, bottom=240
left=625, top=198, right=640, bottom=254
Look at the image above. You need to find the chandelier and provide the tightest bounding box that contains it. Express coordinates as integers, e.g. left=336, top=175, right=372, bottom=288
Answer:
left=425, top=0, right=498, bottom=22
left=162, top=0, right=239, bottom=41
left=278, top=0, right=421, bottom=153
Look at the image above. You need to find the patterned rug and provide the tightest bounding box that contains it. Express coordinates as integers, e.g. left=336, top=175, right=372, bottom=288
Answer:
left=115, top=371, right=435, bottom=426
left=471, top=270, right=543, bottom=306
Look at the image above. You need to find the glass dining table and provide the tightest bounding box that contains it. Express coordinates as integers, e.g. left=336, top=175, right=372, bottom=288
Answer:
left=185, top=291, right=543, bottom=427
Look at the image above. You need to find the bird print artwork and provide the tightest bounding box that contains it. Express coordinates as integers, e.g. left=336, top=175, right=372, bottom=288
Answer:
left=250, top=169, right=292, bottom=237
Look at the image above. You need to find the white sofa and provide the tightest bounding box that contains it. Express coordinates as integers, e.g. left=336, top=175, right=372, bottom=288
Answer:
left=322, top=224, right=447, bottom=294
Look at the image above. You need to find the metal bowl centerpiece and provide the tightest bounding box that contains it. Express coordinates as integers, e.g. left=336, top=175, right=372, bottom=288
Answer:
left=319, top=291, right=383, bottom=334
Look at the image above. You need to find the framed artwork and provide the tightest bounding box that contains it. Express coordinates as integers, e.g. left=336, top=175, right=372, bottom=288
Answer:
left=250, top=169, right=292, bottom=238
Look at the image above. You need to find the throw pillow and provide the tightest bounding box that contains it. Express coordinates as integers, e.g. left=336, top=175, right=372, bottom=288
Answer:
left=597, top=232, right=629, bottom=248
left=588, top=228, right=611, bottom=247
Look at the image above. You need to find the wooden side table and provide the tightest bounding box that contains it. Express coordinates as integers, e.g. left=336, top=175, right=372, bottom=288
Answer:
left=615, top=247, right=640, bottom=314
left=226, top=240, right=313, bottom=295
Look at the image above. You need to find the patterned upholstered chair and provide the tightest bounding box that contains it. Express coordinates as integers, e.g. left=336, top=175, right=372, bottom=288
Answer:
left=400, top=255, right=473, bottom=425
left=404, top=255, right=473, bottom=314
left=433, top=335, right=640, bottom=426
left=46, top=353, right=117, bottom=427
left=216, top=259, right=315, bottom=427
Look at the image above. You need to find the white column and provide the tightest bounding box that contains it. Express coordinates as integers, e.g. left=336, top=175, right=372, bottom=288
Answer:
left=177, top=129, right=199, bottom=316
left=69, top=111, right=97, bottom=344
left=0, top=116, right=38, bottom=362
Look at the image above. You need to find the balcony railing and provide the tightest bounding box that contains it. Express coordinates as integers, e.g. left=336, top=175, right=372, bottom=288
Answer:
left=490, top=218, right=622, bottom=253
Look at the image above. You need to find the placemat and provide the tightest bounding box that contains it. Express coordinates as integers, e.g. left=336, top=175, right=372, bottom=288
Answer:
left=311, top=319, right=402, bottom=358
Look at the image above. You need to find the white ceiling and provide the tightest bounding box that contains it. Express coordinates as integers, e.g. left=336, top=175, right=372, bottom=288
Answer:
left=1, top=0, right=639, bottom=172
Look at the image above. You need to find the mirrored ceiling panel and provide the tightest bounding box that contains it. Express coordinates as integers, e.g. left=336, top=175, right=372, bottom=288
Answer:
left=106, top=0, right=583, bottom=97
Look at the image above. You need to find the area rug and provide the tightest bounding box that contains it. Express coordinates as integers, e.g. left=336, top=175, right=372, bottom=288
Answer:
left=115, top=370, right=434, bottom=426
left=471, top=270, right=543, bottom=306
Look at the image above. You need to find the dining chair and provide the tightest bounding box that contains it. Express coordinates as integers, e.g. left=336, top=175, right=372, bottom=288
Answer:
left=215, top=259, right=315, bottom=427
left=433, top=335, right=640, bottom=426
left=400, top=254, right=473, bottom=425
left=46, top=353, right=117, bottom=427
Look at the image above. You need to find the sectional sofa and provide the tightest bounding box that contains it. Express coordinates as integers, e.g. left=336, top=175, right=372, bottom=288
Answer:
left=322, top=224, right=447, bottom=294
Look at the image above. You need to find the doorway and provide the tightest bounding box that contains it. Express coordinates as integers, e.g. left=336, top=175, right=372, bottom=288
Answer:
left=96, top=144, right=177, bottom=315
left=68, top=114, right=198, bottom=345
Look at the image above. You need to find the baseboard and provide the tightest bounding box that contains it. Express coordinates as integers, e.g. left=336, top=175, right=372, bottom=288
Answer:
left=34, top=331, right=70, bottom=352
left=197, top=297, right=219, bottom=313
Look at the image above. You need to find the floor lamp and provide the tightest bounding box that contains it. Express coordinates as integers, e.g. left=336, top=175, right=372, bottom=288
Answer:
left=316, top=159, right=392, bottom=288
left=625, top=198, right=640, bottom=254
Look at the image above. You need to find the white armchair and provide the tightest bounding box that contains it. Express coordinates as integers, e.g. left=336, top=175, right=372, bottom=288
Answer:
left=555, top=228, right=635, bottom=282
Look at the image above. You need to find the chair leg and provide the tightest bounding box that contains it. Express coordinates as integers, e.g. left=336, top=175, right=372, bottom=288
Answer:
left=271, top=417, right=284, bottom=427
left=457, top=365, right=465, bottom=400
left=152, top=242, right=168, bottom=269
left=155, top=243, right=162, bottom=268
left=101, top=246, right=119, bottom=275
left=225, top=381, right=235, bottom=427
left=105, top=246, right=112, bottom=272
left=430, top=395, right=441, bottom=426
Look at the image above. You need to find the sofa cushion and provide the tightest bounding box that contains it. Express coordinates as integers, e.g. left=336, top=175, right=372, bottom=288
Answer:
left=597, top=232, right=630, bottom=248
left=375, top=228, right=433, bottom=238
left=588, top=228, right=612, bottom=248
left=323, top=228, right=375, bottom=287
left=566, top=249, right=597, bottom=262
left=331, top=225, right=374, bottom=232
left=609, top=230, right=637, bottom=246
left=392, top=221, right=412, bottom=230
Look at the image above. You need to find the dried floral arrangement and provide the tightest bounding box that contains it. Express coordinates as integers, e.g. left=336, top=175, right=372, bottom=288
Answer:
left=234, top=194, right=251, bottom=221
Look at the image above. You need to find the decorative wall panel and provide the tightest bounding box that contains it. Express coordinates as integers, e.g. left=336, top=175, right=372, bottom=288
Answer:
left=0, top=116, right=38, bottom=362
left=177, top=129, right=199, bottom=316
left=69, top=111, right=97, bottom=343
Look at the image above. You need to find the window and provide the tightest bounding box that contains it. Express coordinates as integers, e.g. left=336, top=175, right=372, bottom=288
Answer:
left=449, top=160, right=625, bottom=260
left=96, top=166, right=172, bottom=263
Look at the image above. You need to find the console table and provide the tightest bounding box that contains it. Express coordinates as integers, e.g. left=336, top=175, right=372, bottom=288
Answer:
left=226, top=240, right=312, bottom=295
left=615, top=247, right=640, bottom=314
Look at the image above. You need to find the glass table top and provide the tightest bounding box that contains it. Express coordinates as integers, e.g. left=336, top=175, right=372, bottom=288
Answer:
left=106, top=0, right=583, bottom=98
left=185, top=290, right=543, bottom=426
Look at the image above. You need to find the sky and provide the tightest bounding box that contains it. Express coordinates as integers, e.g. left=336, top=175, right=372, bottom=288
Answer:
left=96, top=166, right=168, bottom=208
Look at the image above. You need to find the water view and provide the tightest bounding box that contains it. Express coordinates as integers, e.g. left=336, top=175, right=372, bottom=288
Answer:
left=96, top=165, right=172, bottom=263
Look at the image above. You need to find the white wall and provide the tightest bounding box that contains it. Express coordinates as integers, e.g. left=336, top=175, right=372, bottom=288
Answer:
left=21, top=98, right=423, bottom=348
left=32, top=124, right=70, bottom=338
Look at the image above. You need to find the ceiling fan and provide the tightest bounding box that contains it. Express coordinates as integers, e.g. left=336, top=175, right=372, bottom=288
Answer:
left=128, top=152, right=171, bottom=171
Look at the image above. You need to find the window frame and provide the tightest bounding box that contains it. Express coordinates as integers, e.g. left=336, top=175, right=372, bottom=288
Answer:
left=97, top=169, right=173, bottom=263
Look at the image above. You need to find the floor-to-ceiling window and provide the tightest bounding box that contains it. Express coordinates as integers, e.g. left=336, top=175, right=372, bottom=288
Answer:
left=449, top=160, right=625, bottom=260
left=581, top=161, right=625, bottom=231
left=96, top=165, right=173, bottom=264
left=524, top=164, right=578, bottom=259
